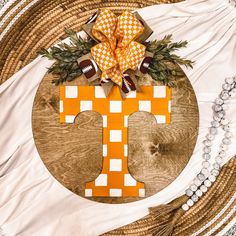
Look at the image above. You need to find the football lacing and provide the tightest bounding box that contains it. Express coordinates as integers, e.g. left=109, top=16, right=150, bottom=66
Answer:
left=143, top=62, right=149, bottom=68
left=82, top=65, right=93, bottom=74
left=123, top=77, right=131, bottom=92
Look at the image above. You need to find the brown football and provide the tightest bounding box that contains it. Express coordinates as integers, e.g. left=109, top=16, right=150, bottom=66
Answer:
left=122, top=74, right=136, bottom=94
left=138, top=56, right=153, bottom=74
left=79, top=59, right=98, bottom=79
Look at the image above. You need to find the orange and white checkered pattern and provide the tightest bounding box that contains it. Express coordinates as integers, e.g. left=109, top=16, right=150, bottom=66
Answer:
left=92, top=9, right=117, bottom=50
left=60, top=85, right=171, bottom=197
left=115, top=11, right=144, bottom=47
left=91, top=9, right=146, bottom=86
left=91, top=42, right=117, bottom=71
left=116, top=41, right=146, bottom=72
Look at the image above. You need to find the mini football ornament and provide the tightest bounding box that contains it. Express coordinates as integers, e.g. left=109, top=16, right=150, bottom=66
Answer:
left=79, top=59, right=98, bottom=79
left=138, top=53, right=153, bottom=74
left=121, top=74, right=136, bottom=94
left=77, top=53, right=101, bottom=82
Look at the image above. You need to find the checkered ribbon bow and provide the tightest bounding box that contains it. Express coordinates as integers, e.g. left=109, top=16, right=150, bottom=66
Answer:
left=91, top=9, right=146, bottom=87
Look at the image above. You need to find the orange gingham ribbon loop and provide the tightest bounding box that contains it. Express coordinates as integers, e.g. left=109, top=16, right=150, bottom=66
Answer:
left=91, top=9, right=146, bottom=86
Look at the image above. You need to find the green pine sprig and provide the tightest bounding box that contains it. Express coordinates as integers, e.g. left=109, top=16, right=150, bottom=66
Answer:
left=38, top=28, right=95, bottom=85
left=38, top=29, right=193, bottom=87
left=144, top=35, right=193, bottom=86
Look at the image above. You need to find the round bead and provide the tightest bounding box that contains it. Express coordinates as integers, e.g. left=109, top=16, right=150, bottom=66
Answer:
left=203, top=147, right=211, bottom=153
left=194, top=178, right=202, bottom=187
left=221, top=118, right=229, bottom=126
left=186, top=189, right=193, bottom=197
left=196, top=189, right=203, bottom=197
left=229, top=88, right=236, bottom=97
left=221, top=91, right=229, bottom=100
left=206, top=134, right=215, bottom=141
left=213, top=115, right=222, bottom=122
left=182, top=204, right=189, bottom=211
left=213, top=163, right=221, bottom=170
left=200, top=185, right=208, bottom=193
left=203, top=153, right=211, bottom=160
left=187, top=199, right=194, bottom=207
left=216, top=156, right=223, bottom=164
left=219, top=150, right=226, bottom=157
left=208, top=175, right=216, bottom=182
left=211, top=121, right=220, bottom=128
left=210, top=127, right=217, bottom=135
left=220, top=144, right=228, bottom=151
left=217, top=110, right=226, bottom=118
left=222, top=104, right=229, bottom=111
left=213, top=105, right=222, bottom=112
left=215, top=98, right=224, bottom=105
left=223, top=99, right=230, bottom=104
left=225, top=132, right=233, bottom=138
left=204, top=179, right=212, bottom=187
left=197, top=173, right=205, bottom=181
left=190, top=184, right=198, bottom=192
left=191, top=194, right=199, bottom=202
left=223, top=125, right=230, bottom=131
left=202, top=161, right=210, bottom=168
left=204, top=140, right=212, bottom=146
left=225, top=77, right=234, bottom=84
left=229, top=91, right=236, bottom=97
left=222, top=83, right=232, bottom=91
left=223, top=138, right=231, bottom=145
left=211, top=169, right=220, bottom=176
left=201, top=168, right=209, bottom=176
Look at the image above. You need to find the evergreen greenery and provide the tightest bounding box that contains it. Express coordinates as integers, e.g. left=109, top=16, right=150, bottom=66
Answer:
left=144, top=35, right=193, bottom=86
left=39, top=29, right=193, bottom=86
left=38, top=28, right=95, bottom=85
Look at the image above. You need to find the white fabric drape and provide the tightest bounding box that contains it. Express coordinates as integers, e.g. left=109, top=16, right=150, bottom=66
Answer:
left=0, top=0, right=236, bottom=235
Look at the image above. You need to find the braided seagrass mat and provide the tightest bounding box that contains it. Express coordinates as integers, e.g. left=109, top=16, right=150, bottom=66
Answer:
left=0, top=0, right=181, bottom=83
left=103, top=156, right=236, bottom=235
left=0, top=0, right=235, bottom=235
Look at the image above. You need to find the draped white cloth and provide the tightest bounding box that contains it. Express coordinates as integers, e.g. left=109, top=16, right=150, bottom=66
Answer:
left=0, top=0, right=236, bottom=235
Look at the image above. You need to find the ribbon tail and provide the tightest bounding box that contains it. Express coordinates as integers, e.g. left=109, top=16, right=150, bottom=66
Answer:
left=82, top=10, right=100, bottom=42
left=101, top=80, right=115, bottom=97
left=133, top=12, right=153, bottom=43
left=131, top=74, right=141, bottom=92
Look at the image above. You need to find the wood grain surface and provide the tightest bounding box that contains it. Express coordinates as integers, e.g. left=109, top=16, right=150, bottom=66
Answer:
left=32, top=70, right=199, bottom=203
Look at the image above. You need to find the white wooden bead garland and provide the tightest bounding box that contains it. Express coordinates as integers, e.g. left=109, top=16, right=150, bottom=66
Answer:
left=229, top=0, right=236, bottom=7
left=182, top=76, right=236, bottom=211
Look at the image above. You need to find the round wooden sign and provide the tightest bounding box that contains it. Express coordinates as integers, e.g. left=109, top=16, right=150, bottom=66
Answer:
left=32, top=72, right=199, bottom=203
